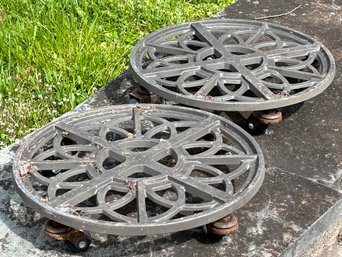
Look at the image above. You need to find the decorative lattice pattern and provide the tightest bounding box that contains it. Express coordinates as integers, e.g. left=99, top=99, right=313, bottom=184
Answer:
left=13, top=105, right=264, bottom=235
left=130, top=19, right=335, bottom=111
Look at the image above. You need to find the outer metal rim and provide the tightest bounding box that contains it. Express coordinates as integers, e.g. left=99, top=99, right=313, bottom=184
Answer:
left=130, top=19, right=335, bottom=111
left=13, top=104, right=264, bottom=235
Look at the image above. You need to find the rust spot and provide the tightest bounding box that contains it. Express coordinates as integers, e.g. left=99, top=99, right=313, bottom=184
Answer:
left=197, top=93, right=213, bottom=100
left=40, top=197, right=49, bottom=202
left=68, top=209, right=83, bottom=215
left=19, top=162, right=38, bottom=177
left=276, top=91, right=290, bottom=98
left=127, top=180, right=137, bottom=190
left=126, top=133, right=136, bottom=140
left=59, top=204, right=83, bottom=215
left=138, top=106, right=157, bottom=115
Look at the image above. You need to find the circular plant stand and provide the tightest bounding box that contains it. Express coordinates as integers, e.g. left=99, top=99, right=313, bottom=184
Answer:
left=13, top=104, right=264, bottom=240
left=130, top=19, right=335, bottom=134
left=130, top=19, right=335, bottom=112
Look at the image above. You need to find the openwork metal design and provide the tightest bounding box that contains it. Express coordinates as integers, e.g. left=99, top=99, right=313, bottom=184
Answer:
left=13, top=105, right=264, bottom=235
left=130, top=19, right=335, bottom=111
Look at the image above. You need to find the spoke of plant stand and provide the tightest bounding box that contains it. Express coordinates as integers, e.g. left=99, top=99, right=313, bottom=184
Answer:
left=267, top=44, right=321, bottom=59
left=55, top=122, right=109, bottom=148
left=143, top=62, right=200, bottom=78
left=146, top=42, right=197, bottom=55
left=245, top=24, right=268, bottom=45
left=148, top=118, right=221, bottom=160
left=186, top=155, right=257, bottom=165
left=168, top=175, right=231, bottom=203
left=194, top=73, right=220, bottom=96
left=133, top=107, right=142, bottom=137
left=191, top=22, right=232, bottom=58
left=30, top=159, right=95, bottom=170
left=269, top=67, right=322, bottom=81
left=169, top=117, right=221, bottom=146
left=142, top=57, right=226, bottom=78
left=240, top=71, right=276, bottom=100
left=137, top=181, right=148, bottom=222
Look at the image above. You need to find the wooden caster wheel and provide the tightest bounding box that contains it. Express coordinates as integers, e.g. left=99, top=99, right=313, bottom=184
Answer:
left=45, top=220, right=91, bottom=252
left=257, top=110, right=282, bottom=125
left=206, top=215, right=239, bottom=236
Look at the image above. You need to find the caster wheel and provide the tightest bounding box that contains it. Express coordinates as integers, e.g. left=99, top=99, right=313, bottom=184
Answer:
left=246, top=110, right=282, bottom=135
left=206, top=215, right=239, bottom=236
left=258, top=110, right=282, bottom=125
left=129, top=85, right=159, bottom=103
left=45, top=220, right=91, bottom=252
left=202, top=225, right=224, bottom=243
left=66, top=235, right=91, bottom=252
left=246, top=114, right=268, bottom=135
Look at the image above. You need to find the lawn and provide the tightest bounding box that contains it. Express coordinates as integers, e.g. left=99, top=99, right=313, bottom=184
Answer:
left=0, top=0, right=234, bottom=147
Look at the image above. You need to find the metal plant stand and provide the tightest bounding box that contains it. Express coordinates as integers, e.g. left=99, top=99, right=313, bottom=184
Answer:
left=12, top=19, right=335, bottom=252
left=130, top=19, right=335, bottom=133
left=13, top=105, right=264, bottom=251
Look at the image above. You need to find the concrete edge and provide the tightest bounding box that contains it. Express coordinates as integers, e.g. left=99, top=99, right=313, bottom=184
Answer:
left=268, top=164, right=342, bottom=193
left=281, top=198, right=342, bottom=257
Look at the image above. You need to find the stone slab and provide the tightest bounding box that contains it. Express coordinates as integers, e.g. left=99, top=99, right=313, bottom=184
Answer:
left=221, top=0, right=342, bottom=187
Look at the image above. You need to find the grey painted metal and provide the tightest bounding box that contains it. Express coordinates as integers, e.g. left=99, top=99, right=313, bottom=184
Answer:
left=130, top=19, right=335, bottom=111
left=13, top=104, right=264, bottom=235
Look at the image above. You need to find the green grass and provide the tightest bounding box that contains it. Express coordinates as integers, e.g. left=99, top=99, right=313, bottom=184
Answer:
left=0, top=0, right=234, bottom=147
